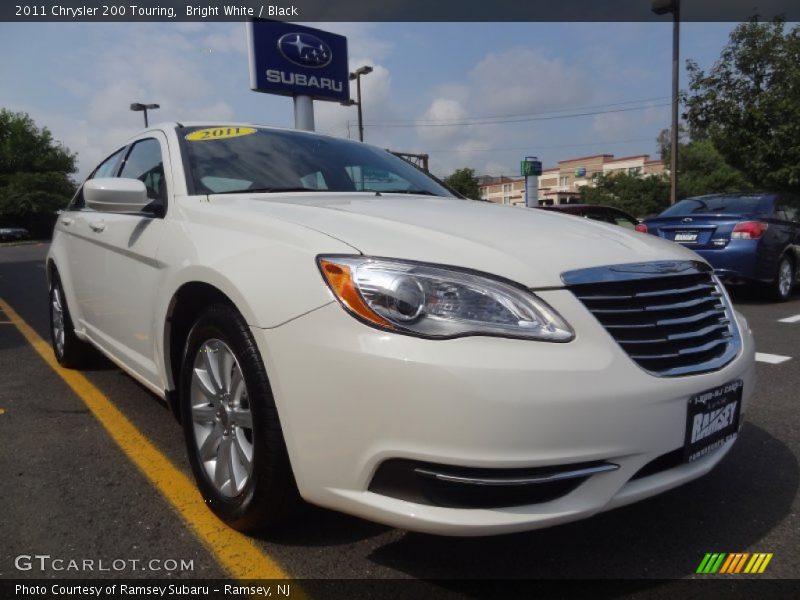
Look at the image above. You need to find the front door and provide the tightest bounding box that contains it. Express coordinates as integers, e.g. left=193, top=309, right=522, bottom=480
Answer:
left=78, top=134, right=171, bottom=389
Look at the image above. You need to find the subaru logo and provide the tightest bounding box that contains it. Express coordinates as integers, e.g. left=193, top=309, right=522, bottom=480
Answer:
left=277, top=33, right=332, bottom=68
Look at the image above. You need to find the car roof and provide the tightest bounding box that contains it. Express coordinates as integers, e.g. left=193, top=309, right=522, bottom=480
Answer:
left=142, top=121, right=346, bottom=141
left=680, top=192, right=776, bottom=200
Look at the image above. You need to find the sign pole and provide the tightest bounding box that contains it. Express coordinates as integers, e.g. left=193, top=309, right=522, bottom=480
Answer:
left=293, top=95, right=315, bottom=131
left=522, top=156, right=541, bottom=208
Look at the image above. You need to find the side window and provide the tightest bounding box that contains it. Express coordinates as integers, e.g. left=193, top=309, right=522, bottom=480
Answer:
left=299, top=171, right=328, bottom=190
left=69, top=147, right=126, bottom=210
left=586, top=210, right=613, bottom=223
left=779, top=196, right=800, bottom=223
left=93, top=148, right=126, bottom=179
left=611, top=211, right=637, bottom=229
left=614, top=216, right=637, bottom=229
left=119, top=138, right=168, bottom=211
left=345, top=165, right=413, bottom=192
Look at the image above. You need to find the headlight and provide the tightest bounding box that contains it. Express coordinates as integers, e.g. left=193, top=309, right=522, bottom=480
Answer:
left=317, top=256, right=574, bottom=341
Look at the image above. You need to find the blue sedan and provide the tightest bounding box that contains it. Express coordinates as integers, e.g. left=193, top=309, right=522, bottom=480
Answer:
left=638, top=193, right=800, bottom=301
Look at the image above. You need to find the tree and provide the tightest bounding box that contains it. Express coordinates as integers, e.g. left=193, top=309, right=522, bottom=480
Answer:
left=684, top=18, right=800, bottom=191
left=443, top=167, right=480, bottom=200
left=656, top=124, right=688, bottom=162
left=658, top=128, right=752, bottom=198
left=580, top=172, right=669, bottom=218
left=676, top=138, right=752, bottom=198
left=0, top=109, right=77, bottom=235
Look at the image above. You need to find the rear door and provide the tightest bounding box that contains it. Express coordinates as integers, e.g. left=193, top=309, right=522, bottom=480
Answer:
left=766, top=195, right=800, bottom=277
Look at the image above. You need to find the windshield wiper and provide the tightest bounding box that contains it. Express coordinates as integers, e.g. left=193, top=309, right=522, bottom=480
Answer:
left=212, top=187, right=328, bottom=195
left=375, top=189, right=439, bottom=196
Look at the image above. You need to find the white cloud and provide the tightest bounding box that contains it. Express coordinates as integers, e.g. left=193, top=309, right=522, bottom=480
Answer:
left=592, top=104, right=669, bottom=138
left=409, top=47, right=591, bottom=176
left=315, top=61, right=400, bottom=149
left=468, top=47, right=590, bottom=116
left=46, top=25, right=244, bottom=177
left=416, top=98, right=469, bottom=143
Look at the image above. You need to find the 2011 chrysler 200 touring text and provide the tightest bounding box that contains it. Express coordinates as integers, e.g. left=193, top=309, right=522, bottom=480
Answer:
left=47, top=124, right=756, bottom=535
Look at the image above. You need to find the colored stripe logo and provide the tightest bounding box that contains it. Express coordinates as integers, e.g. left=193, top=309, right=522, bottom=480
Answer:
left=697, top=553, right=773, bottom=574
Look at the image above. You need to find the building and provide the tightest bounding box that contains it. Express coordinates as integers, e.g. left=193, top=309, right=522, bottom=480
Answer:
left=478, top=176, right=526, bottom=206
left=479, top=153, right=666, bottom=206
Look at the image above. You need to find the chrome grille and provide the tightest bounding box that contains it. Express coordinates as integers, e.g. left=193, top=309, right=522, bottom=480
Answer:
left=562, top=261, right=741, bottom=377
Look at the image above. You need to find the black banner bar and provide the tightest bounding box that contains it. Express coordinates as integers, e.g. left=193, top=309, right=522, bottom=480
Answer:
left=3, top=0, right=800, bottom=22
left=2, top=579, right=800, bottom=600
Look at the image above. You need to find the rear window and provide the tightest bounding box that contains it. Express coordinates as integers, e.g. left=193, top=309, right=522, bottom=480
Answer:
left=660, top=195, right=767, bottom=217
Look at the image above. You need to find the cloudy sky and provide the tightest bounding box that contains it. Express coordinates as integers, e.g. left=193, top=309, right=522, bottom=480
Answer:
left=0, top=21, right=738, bottom=180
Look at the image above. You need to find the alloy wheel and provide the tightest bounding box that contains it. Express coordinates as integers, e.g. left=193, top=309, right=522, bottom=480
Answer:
left=190, top=338, right=254, bottom=497
left=778, top=259, right=792, bottom=299
left=51, top=287, right=65, bottom=357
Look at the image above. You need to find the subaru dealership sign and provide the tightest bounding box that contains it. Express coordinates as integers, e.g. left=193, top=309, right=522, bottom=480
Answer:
left=247, top=19, right=350, bottom=103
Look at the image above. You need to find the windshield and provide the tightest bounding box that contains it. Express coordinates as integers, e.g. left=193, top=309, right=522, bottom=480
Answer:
left=180, top=126, right=454, bottom=197
left=659, top=194, right=766, bottom=217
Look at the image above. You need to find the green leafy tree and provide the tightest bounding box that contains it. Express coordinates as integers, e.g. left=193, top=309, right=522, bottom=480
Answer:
left=443, top=167, right=480, bottom=200
left=0, top=109, right=77, bottom=235
left=676, top=138, right=752, bottom=198
left=580, top=172, right=670, bottom=218
left=656, top=124, right=689, bottom=161
left=658, top=128, right=752, bottom=198
left=684, top=18, right=800, bottom=191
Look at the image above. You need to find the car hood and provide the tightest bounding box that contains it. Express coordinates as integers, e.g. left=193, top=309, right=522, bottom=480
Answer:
left=206, top=193, right=702, bottom=288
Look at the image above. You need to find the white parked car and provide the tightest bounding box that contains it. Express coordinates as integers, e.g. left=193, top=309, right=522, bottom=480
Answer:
left=47, top=123, right=755, bottom=535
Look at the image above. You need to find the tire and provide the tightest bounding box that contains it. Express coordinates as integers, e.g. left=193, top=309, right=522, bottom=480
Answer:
left=49, top=274, right=93, bottom=368
left=179, top=304, right=299, bottom=531
left=765, top=255, right=795, bottom=302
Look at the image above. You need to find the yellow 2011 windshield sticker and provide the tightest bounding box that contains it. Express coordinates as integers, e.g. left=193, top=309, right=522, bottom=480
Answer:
left=185, top=127, right=257, bottom=141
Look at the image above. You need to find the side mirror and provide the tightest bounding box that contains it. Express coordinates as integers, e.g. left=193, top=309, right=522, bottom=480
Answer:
left=84, top=178, right=150, bottom=213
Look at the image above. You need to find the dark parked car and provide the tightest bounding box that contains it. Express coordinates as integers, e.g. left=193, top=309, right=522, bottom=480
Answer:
left=536, top=204, right=639, bottom=230
left=638, top=193, right=800, bottom=301
left=0, top=227, right=30, bottom=242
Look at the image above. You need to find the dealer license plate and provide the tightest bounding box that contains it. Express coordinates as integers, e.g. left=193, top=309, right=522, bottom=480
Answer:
left=674, top=231, right=699, bottom=242
left=684, top=380, right=742, bottom=462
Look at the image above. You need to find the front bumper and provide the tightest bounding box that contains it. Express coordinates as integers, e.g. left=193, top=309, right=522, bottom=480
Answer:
left=253, top=289, right=756, bottom=535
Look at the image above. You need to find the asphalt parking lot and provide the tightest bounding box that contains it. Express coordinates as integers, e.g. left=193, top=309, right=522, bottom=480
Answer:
left=1, top=242, right=798, bottom=592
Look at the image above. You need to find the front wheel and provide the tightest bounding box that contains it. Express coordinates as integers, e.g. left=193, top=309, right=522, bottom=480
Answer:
left=180, top=304, right=298, bottom=531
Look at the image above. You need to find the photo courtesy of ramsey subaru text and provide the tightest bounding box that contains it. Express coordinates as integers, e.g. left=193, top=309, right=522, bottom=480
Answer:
left=46, top=124, right=756, bottom=536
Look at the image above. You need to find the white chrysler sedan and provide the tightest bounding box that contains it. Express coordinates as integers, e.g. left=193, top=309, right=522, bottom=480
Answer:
left=47, top=123, right=755, bottom=535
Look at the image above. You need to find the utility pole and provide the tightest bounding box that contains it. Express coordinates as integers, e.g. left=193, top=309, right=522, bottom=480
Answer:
left=348, top=66, right=373, bottom=142
left=652, top=0, right=681, bottom=204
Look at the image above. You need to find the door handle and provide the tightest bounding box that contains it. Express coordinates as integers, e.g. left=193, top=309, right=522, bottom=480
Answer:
left=89, top=220, right=106, bottom=233
left=61, top=217, right=74, bottom=226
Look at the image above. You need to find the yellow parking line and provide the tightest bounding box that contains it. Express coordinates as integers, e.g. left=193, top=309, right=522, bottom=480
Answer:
left=0, top=298, right=294, bottom=581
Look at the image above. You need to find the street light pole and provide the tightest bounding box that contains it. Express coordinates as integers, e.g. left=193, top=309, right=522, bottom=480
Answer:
left=652, top=0, right=680, bottom=204
left=348, top=66, right=373, bottom=142
left=356, top=75, right=364, bottom=142
left=130, top=102, right=160, bottom=128
left=670, top=2, right=680, bottom=205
